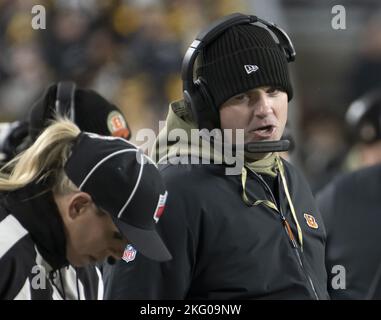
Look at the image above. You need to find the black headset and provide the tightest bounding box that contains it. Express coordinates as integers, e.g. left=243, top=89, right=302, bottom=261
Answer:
left=55, top=81, right=76, bottom=121
left=27, top=81, right=76, bottom=142
left=346, top=88, right=381, bottom=143
left=181, top=13, right=295, bottom=152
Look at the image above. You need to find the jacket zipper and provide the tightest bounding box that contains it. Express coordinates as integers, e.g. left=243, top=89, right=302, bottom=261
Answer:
left=275, top=173, right=320, bottom=301
left=250, top=170, right=320, bottom=300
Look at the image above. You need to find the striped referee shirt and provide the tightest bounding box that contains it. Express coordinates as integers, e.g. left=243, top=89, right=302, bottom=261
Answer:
left=0, top=180, right=103, bottom=300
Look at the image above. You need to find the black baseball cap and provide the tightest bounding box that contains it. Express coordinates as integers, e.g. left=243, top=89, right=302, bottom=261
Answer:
left=64, top=132, right=171, bottom=262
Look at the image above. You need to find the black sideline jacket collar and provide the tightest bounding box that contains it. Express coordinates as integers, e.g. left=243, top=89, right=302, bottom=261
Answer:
left=2, top=180, right=68, bottom=271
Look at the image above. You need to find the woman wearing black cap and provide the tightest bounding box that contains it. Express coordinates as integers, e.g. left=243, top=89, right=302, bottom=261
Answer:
left=0, top=82, right=132, bottom=300
left=0, top=118, right=170, bottom=300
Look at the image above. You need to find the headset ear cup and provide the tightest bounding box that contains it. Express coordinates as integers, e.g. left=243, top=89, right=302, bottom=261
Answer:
left=196, top=78, right=220, bottom=129
left=184, top=84, right=204, bottom=128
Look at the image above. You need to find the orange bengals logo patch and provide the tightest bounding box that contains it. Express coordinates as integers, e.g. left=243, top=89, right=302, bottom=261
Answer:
left=303, top=213, right=319, bottom=229
left=107, top=111, right=131, bottom=139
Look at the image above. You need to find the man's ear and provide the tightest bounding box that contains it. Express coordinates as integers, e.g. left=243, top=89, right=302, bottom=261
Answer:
left=68, top=192, right=93, bottom=220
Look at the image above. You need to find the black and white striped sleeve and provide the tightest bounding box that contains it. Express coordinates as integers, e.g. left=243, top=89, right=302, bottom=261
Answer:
left=0, top=214, right=36, bottom=300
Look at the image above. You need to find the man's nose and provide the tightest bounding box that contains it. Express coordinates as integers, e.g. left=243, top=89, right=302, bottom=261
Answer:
left=251, top=94, right=273, bottom=119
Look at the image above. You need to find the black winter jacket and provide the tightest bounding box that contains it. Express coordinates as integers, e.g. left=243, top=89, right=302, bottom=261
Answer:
left=317, top=164, right=381, bottom=299
left=104, top=160, right=329, bottom=299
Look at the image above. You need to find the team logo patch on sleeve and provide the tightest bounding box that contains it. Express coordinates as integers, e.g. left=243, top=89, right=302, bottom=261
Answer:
left=122, top=244, right=137, bottom=263
left=153, top=191, right=168, bottom=223
left=303, top=213, right=319, bottom=229
left=107, top=111, right=130, bottom=139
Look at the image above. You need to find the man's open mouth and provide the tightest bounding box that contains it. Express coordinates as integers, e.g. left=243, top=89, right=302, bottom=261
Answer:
left=250, top=125, right=276, bottom=139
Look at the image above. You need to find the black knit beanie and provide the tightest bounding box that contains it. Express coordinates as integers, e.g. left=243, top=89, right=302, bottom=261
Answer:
left=196, top=24, right=293, bottom=108
left=74, top=89, right=130, bottom=139
left=28, top=84, right=131, bottom=140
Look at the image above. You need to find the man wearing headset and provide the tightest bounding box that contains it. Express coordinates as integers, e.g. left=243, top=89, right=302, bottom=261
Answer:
left=0, top=82, right=130, bottom=165
left=104, top=13, right=329, bottom=300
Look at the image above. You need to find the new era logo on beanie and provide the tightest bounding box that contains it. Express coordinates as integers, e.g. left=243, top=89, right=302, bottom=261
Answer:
left=64, top=132, right=171, bottom=262
left=244, top=65, right=259, bottom=74
left=196, top=24, right=293, bottom=108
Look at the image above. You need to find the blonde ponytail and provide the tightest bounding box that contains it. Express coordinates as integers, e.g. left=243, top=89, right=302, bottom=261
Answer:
left=0, top=118, right=81, bottom=194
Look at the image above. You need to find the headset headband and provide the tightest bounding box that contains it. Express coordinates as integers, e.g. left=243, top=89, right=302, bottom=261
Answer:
left=56, top=81, right=76, bottom=121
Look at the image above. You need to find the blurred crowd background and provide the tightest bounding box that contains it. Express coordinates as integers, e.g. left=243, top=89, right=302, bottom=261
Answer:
left=1, top=0, right=381, bottom=193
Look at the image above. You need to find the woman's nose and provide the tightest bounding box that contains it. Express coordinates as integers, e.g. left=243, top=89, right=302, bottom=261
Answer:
left=108, top=249, right=123, bottom=261
left=110, top=240, right=128, bottom=260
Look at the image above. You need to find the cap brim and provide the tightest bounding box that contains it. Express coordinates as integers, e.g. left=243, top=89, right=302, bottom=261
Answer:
left=112, top=217, right=172, bottom=262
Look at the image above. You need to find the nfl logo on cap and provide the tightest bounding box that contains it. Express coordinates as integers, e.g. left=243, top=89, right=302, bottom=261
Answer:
left=122, top=244, right=137, bottom=263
